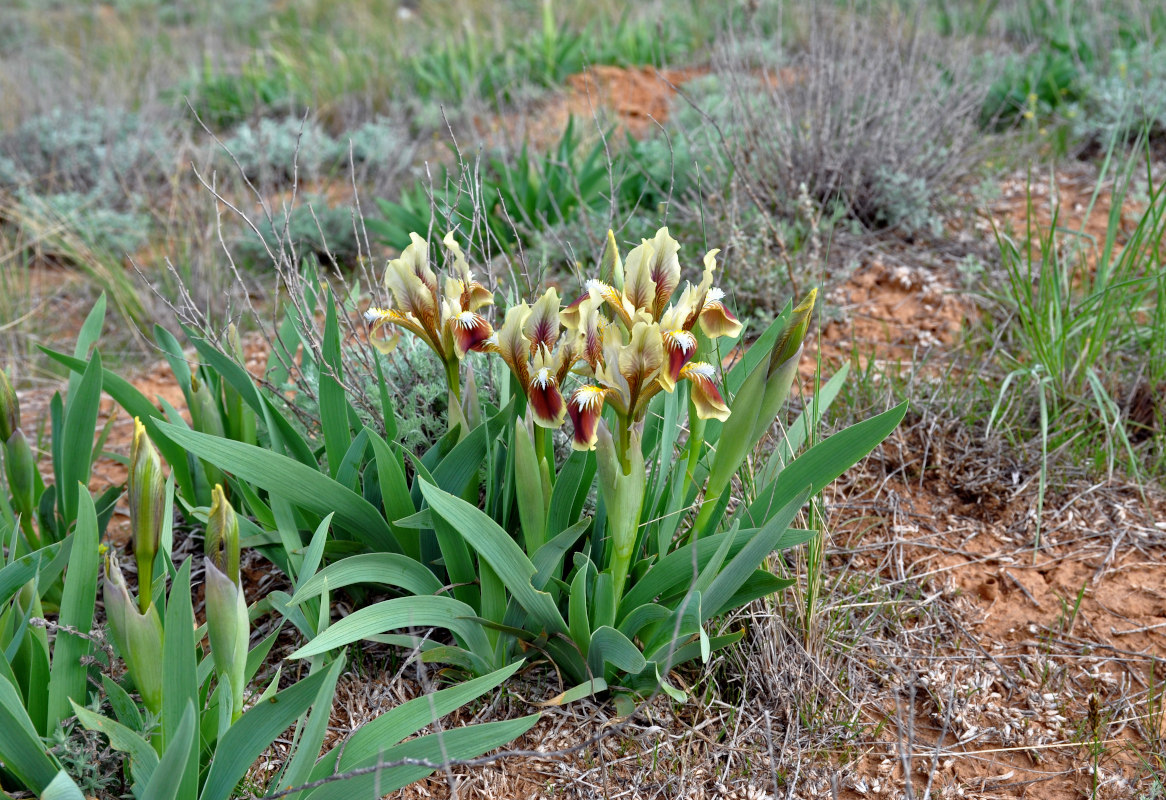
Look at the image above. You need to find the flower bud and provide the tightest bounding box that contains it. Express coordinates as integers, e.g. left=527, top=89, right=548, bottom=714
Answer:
left=104, top=553, right=164, bottom=715
left=698, top=289, right=817, bottom=537
left=128, top=419, right=164, bottom=611
left=4, top=428, right=35, bottom=515
left=189, top=374, right=225, bottom=438
left=0, top=368, right=18, bottom=443
left=595, top=421, right=645, bottom=603
left=602, top=229, right=624, bottom=292
left=765, top=289, right=817, bottom=381
left=205, top=485, right=247, bottom=721
left=206, top=485, right=239, bottom=585
left=204, top=555, right=248, bottom=722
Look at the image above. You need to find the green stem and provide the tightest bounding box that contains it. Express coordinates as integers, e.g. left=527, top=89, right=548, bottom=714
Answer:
left=533, top=424, right=547, bottom=471
left=138, top=561, right=153, bottom=615
left=444, top=358, right=462, bottom=404
left=617, top=415, right=631, bottom=472
left=685, top=412, right=706, bottom=486
left=689, top=499, right=716, bottom=543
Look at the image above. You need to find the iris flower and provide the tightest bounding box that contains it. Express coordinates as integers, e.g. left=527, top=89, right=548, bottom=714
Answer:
left=365, top=232, right=494, bottom=398
left=489, top=287, right=583, bottom=429
left=565, top=231, right=740, bottom=451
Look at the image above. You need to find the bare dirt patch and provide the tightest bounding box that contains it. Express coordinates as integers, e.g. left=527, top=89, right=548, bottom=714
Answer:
left=816, top=257, right=973, bottom=373
left=477, top=65, right=706, bottom=151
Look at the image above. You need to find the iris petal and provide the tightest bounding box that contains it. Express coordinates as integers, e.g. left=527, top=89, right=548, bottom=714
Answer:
left=568, top=385, right=608, bottom=450
left=525, top=288, right=561, bottom=353
left=660, top=329, right=697, bottom=392
left=698, top=293, right=743, bottom=339
left=528, top=367, right=567, bottom=428
left=449, top=312, right=494, bottom=358
left=681, top=362, right=730, bottom=421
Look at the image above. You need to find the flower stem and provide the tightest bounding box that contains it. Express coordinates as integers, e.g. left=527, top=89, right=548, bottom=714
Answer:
left=444, top=358, right=462, bottom=404
left=533, top=423, right=548, bottom=469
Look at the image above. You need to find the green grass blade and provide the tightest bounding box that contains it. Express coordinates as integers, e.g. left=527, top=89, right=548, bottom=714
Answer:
left=288, top=554, right=443, bottom=604
left=232, top=657, right=344, bottom=800
left=161, top=560, right=199, bottom=800
left=419, top=481, right=567, bottom=636
left=367, top=430, right=419, bottom=558
left=766, top=362, right=850, bottom=483
left=152, top=422, right=399, bottom=553
left=745, top=402, right=907, bottom=526
left=588, top=626, right=646, bottom=676
left=305, top=715, right=540, bottom=800
left=531, top=517, right=590, bottom=590
left=546, top=450, right=590, bottom=540
left=0, top=672, right=59, bottom=792
left=318, top=294, right=353, bottom=480
left=143, top=701, right=195, bottom=800
left=0, top=540, right=68, bottom=607
left=46, top=486, right=99, bottom=729
left=66, top=294, right=106, bottom=402
left=703, top=487, right=810, bottom=620
left=37, top=348, right=196, bottom=500
left=199, top=663, right=337, bottom=800
left=60, top=353, right=102, bottom=525
left=513, top=420, right=547, bottom=556
left=288, top=596, right=492, bottom=661
left=40, top=770, right=85, bottom=800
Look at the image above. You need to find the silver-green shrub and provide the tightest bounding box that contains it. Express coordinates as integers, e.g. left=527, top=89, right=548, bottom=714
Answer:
left=220, top=115, right=338, bottom=182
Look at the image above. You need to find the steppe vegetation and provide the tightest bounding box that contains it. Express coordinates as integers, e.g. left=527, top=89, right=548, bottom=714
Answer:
left=1, top=0, right=1165, bottom=797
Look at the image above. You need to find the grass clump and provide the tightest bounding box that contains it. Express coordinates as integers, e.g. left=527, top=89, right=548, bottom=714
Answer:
left=981, top=161, right=1166, bottom=493
left=13, top=190, right=151, bottom=258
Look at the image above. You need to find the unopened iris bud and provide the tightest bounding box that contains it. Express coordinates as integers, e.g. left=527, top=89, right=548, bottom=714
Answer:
left=205, top=485, right=247, bottom=721
left=104, top=553, right=164, bottom=715
left=4, top=428, right=35, bottom=515
left=697, top=289, right=817, bottom=537
left=595, top=421, right=645, bottom=603
left=766, top=289, right=817, bottom=381
left=602, top=229, right=624, bottom=291
left=189, top=374, right=225, bottom=438
left=0, top=368, right=18, bottom=443
left=128, top=419, right=164, bottom=612
left=206, top=484, right=239, bottom=585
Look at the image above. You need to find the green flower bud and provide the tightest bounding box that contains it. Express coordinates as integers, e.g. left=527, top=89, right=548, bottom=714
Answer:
left=4, top=428, right=35, bottom=516
left=104, top=553, right=164, bottom=715
left=697, top=289, right=817, bottom=537
left=189, top=374, right=225, bottom=438
left=595, top=421, right=645, bottom=603
left=206, top=485, right=239, bottom=585
left=602, top=229, right=624, bottom=292
left=205, top=485, right=247, bottom=721
left=0, top=368, right=18, bottom=443
left=204, top=557, right=248, bottom=723
left=128, top=419, right=164, bottom=612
